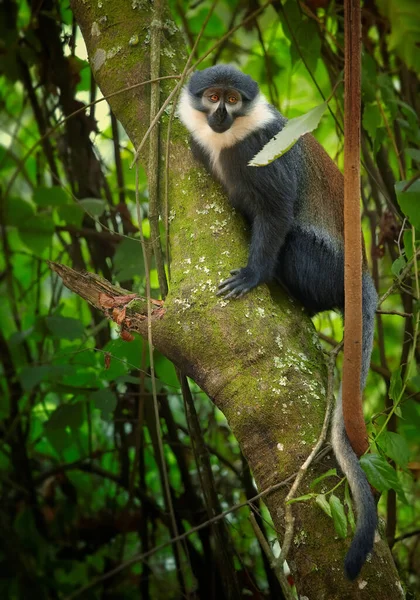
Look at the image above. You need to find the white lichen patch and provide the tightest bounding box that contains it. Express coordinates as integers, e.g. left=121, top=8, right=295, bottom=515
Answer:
left=256, top=307, right=265, bottom=317
left=275, top=335, right=283, bottom=349
left=168, top=209, right=176, bottom=223
left=92, top=48, right=106, bottom=72
left=210, top=219, right=228, bottom=233
left=273, top=356, right=282, bottom=369
left=173, top=298, right=192, bottom=311
left=132, top=0, right=149, bottom=9
left=293, top=530, right=308, bottom=547
left=277, top=443, right=284, bottom=451
left=91, top=22, right=100, bottom=37
left=162, top=47, right=175, bottom=58
left=107, top=46, right=122, bottom=59
left=394, top=581, right=404, bottom=597
left=196, top=201, right=225, bottom=216
left=163, top=19, right=178, bottom=35
left=358, top=580, right=368, bottom=590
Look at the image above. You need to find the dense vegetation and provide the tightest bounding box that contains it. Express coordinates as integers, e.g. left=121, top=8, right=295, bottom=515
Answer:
left=0, top=0, right=419, bottom=598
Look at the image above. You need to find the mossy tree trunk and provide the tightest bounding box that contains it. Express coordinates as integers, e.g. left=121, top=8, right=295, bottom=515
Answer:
left=66, top=1, right=400, bottom=598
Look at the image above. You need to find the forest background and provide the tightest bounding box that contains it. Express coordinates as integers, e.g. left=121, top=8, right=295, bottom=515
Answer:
left=0, top=0, right=419, bottom=599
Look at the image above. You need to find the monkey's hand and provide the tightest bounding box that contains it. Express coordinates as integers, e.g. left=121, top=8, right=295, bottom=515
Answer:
left=217, top=267, right=259, bottom=299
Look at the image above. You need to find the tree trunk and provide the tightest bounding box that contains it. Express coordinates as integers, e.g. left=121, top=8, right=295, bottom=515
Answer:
left=64, top=1, right=401, bottom=598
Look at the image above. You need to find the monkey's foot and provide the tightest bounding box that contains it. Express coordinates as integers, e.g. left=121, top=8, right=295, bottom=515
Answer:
left=216, top=268, right=258, bottom=299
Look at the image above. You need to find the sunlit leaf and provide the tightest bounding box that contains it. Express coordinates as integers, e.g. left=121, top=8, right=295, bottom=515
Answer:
left=315, top=494, right=332, bottom=517
left=249, top=102, right=328, bottom=166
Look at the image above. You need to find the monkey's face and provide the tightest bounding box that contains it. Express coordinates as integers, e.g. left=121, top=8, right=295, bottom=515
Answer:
left=201, top=87, right=243, bottom=133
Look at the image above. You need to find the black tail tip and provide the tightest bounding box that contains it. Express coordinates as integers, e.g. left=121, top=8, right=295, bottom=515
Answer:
left=344, top=543, right=372, bottom=580
left=344, top=555, right=362, bottom=581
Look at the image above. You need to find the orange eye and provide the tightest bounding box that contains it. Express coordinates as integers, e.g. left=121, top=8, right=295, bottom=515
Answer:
left=209, top=94, right=219, bottom=102
left=228, top=96, right=238, bottom=104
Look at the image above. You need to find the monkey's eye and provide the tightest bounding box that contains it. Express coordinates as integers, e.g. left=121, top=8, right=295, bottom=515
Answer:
left=227, top=96, right=238, bottom=104
left=209, top=94, right=219, bottom=102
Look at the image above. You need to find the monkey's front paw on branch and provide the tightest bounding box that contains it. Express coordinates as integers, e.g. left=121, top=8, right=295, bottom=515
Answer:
left=217, top=267, right=258, bottom=299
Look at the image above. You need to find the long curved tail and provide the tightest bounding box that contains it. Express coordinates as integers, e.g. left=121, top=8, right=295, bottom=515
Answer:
left=331, top=273, right=378, bottom=580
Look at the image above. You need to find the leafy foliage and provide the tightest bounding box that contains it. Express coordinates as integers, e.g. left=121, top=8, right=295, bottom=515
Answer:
left=0, top=0, right=419, bottom=598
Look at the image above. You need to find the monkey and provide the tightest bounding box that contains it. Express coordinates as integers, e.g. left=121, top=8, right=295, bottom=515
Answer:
left=178, top=64, right=378, bottom=580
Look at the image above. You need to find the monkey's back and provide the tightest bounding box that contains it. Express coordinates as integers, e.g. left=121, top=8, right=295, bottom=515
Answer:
left=296, top=134, right=344, bottom=243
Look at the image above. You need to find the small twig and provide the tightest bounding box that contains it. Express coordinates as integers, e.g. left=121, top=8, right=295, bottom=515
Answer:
left=376, top=309, right=413, bottom=318
left=376, top=93, right=405, bottom=181
left=393, top=529, right=420, bottom=544
left=249, top=513, right=295, bottom=600
left=148, top=7, right=168, bottom=299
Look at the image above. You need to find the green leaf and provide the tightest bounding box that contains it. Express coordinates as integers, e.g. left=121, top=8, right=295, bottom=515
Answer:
left=360, top=454, right=402, bottom=493
left=377, top=431, right=410, bottom=468
left=310, top=468, right=338, bottom=489
left=19, top=365, right=50, bottom=392
left=0, top=144, right=15, bottom=171
left=315, top=494, right=332, bottom=517
left=56, top=204, right=84, bottom=227
left=395, top=179, right=420, bottom=230
left=406, top=148, right=420, bottom=162
left=46, top=316, right=85, bottom=340
left=78, top=198, right=106, bottom=217
left=90, top=388, right=117, bottom=420
left=19, top=365, right=77, bottom=392
left=389, top=367, right=403, bottom=402
left=329, top=495, right=347, bottom=538
left=45, top=402, right=85, bottom=431
left=154, top=352, right=179, bottom=389
left=287, top=493, right=316, bottom=504
left=17, top=214, right=55, bottom=256
left=249, top=102, right=328, bottom=166
left=344, top=482, right=356, bottom=532
left=362, top=103, right=382, bottom=142
left=113, top=237, right=145, bottom=281
left=100, top=336, right=145, bottom=381
left=403, top=229, right=414, bottom=261
left=391, top=256, right=406, bottom=277
left=33, top=186, right=68, bottom=207
left=44, top=425, right=72, bottom=453
left=5, top=197, right=35, bottom=226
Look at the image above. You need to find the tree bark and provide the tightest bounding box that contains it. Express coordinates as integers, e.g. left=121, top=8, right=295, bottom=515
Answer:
left=63, top=1, right=401, bottom=598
